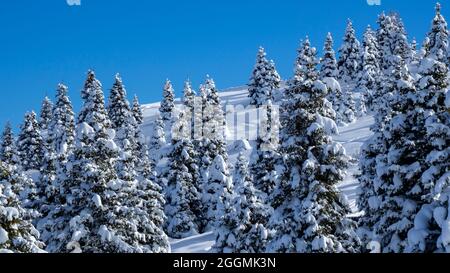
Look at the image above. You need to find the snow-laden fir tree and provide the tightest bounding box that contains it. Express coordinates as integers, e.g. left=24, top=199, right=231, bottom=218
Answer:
left=17, top=111, right=44, bottom=171
left=106, top=74, right=170, bottom=253
left=336, top=20, right=358, bottom=123
left=357, top=26, right=381, bottom=112
left=0, top=123, right=19, bottom=166
left=320, top=32, right=338, bottom=79
left=213, top=151, right=272, bottom=253
left=202, top=154, right=234, bottom=231
left=160, top=79, right=175, bottom=142
left=132, top=95, right=144, bottom=126
left=319, top=33, right=350, bottom=125
left=39, top=96, right=53, bottom=140
left=290, top=37, right=336, bottom=122
left=0, top=161, right=45, bottom=253
left=164, top=109, right=202, bottom=239
left=424, top=3, right=449, bottom=64
left=403, top=54, right=450, bottom=252
left=250, top=101, right=281, bottom=198
left=248, top=47, right=281, bottom=107
left=358, top=56, right=424, bottom=253
left=268, top=42, right=360, bottom=253
left=149, top=113, right=166, bottom=169
left=183, top=80, right=196, bottom=139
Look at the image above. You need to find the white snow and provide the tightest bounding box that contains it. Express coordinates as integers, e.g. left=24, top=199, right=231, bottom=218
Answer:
left=0, top=227, right=8, bottom=244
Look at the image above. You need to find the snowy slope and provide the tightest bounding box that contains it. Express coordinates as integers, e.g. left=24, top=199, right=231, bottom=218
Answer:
left=140, top=86, right=375, bottom=253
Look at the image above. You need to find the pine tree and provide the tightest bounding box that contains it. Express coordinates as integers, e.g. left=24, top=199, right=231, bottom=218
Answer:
left=39, top=97, right=53, bottom=140
left=164, top=109, right=202, bottom=238
left=248, top=47, right=280, bottom=107
left=424, top=3, right=449, bottom=64
left=108, top=74, right=132, bottom=129
left=0, top=123, right=19, bottom=166
left=17, top=111, right=44, bottom=171
left=132, top=95, right=144, bottom=126
left=337, top=20, right=358, bottom=123
left=202, top=154, right=234, bottom=231
left=268, top=43, right=360, bottom=253
left=320, top=32, right=338, bottom=79
left=149, top=113, right=167, bottom=168
left=0, top=161, right=45, bottom=253
left=160, top=79, right=175, bottom=141
left=49, top=83, right=75, bottom=158
left=213, top=152, right=271, bottom=253
left=251, top=102, right=281, bottom=197
left=183, top=80, right=196, bottom=139
left=357, top=26, right=381, bottom=112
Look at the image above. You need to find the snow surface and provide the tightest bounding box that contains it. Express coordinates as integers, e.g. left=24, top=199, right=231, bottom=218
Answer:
left=141, top=86, right=375, bottom=253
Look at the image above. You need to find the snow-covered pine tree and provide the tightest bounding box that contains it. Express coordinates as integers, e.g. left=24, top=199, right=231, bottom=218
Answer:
left=160, top=79, right=175, bottom=142
left=106, top=74, right=170, bottom=253
left=320, top=32, right=338, bottom=79
left=213, top=151, right=271, bottom=253
left=424, top=3, right=449, bottom=64
left=251, top=101, right=281, bottom=198
left=202, top=154, right=233, bottom=231
left=39, top=97, right=53, bottom=141
left=132, top=95, right=144, bottom=126
left=337, top=20, right=358, bottom=123
left=290, top=37, right=336, bottom=122
left=0, top=161, right=45, bottom=253
left=319, top=33, right=348, bottom=125
left=268, top=42, right=360, bottom=253
left=358, top=55, right=425, bottom=253
left=183, top=80, right=196, bottom=139
left=357, top=26, right=381, bottom=113
left=404, top=54, right=450, bottom=253
left=248, top=47, right=280, bottom=107
left=164, top=108, right=202, bottom=238
left=149, top=113, right=167, bottom=167
left=17, top=111, right=44, bottom=171
left=0, top=123, right=19, bottom=166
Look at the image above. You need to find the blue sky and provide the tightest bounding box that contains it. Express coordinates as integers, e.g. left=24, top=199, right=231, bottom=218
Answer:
left=0, top=0, right=445, bottom=131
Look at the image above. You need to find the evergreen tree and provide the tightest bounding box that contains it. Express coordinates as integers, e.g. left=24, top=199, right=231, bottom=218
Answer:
left=337, top=20, right=358, bottom=123
left=0, top=122, right=19, bottom=166
left=17, top=111, right=44, bottom=171
left=39, top=97, right=53, bottom=140
left=108, top=74, right=132, bottom=129
left=268, top=44, right=360, bottom=253
left=320, top=32, right=338, bottom=79
left=164, top=109, right=202, bottom=238
left=183, top=80, right=196, bottom=139
left=132, top=95, right=144, bottom=126
left=248, top=47, right=280, bottom=106
left=160, top=79, right=175, bottom=141
left=424, top=3, right=449, bottom=64
left=251, top=102, right=281, bottom=197
left=202, top=154, right=233, bottom=231
left=0, top=161, right=45, bottom=253
left=149, top=113, right=166, bottom=168
left=213, top=152, right=271, bottom=253
left=357, top=26, right=381, bottom=112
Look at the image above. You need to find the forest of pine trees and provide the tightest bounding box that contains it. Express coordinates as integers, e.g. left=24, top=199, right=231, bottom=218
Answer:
left=1, top=3, right=450, bottom=253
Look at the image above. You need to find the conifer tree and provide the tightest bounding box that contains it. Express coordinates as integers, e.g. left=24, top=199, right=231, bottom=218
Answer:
left=424, top=3, right=449, bottom=64
left=17, top=111, right=44, bottom=171
left=0, top=161, right=45, bottom=253
left=160, top=79, right=175, bottom=141
left=357, top=26, right=381, bottom=112
left=39, top=97, right=53, bottom=138
left=213, top=152, right=271, bottom=253
left=0, top=123, right=19, bottom=166
left=320, top=32, right=338, bottom=79
left=249, top=47, right=280, bottom=106
left=164, top=109, right=202, bottom=238
left=132, top=95, right=144, bottom=126
left=269, top=42, right=360, bottom=253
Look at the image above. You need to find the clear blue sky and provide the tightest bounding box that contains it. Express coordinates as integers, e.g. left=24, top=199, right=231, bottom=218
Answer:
left=0, top=0, right=445, bottom=131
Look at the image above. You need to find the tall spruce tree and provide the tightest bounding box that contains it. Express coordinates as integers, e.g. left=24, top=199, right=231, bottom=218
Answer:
left=17, top=111, right=44, bottom=171
left=39, top=97, right=53, bottom=140
left=268, top=42, right=360, bottom=253
left=0, top=161, right=45, bottom=253
left=0, top=123, right=19, bottom=166
left=424, top=3, right=449, bottom=64
left=160, top=79, right=175, bottom=142
left=132, top=95, right=144, bottom=126
left=213, top=151, right=271, bottom=253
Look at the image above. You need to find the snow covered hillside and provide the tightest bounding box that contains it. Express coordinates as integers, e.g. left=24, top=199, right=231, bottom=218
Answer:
left=140, top=86, right=375, bottom=253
